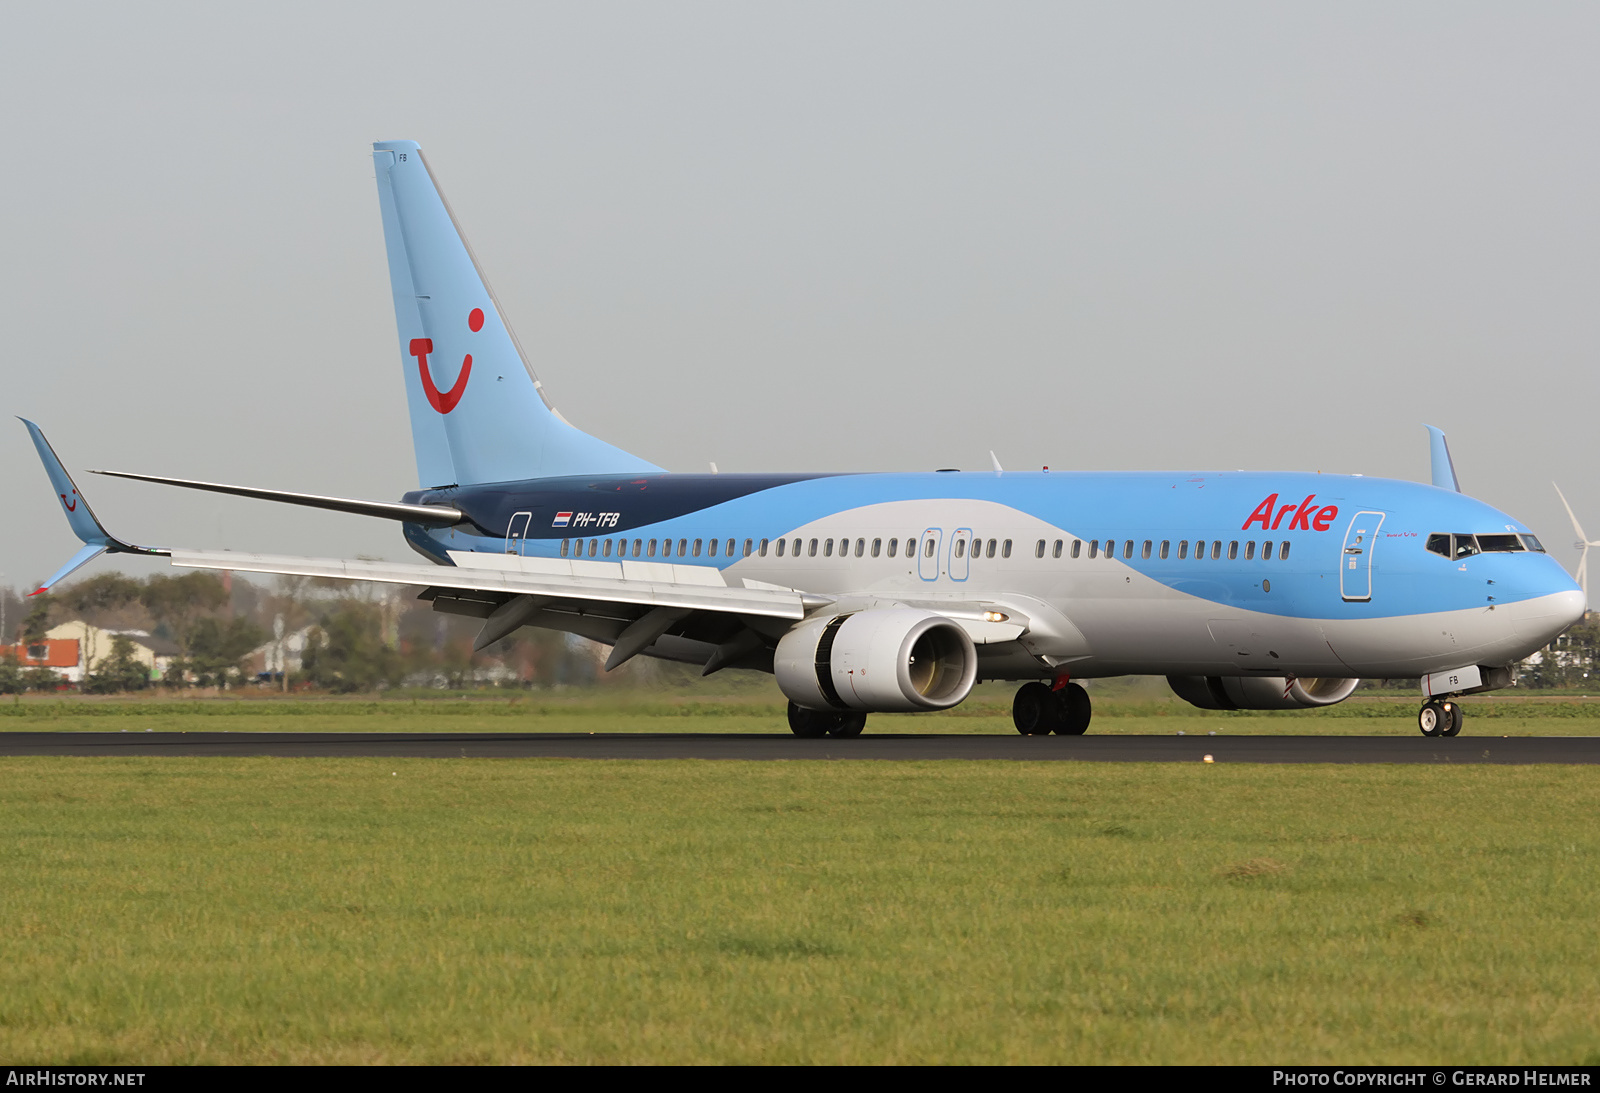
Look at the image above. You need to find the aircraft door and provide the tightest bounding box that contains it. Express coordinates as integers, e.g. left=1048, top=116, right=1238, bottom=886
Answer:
left=1339, top=511, right=1385, bottom=602
left=950, top=528, right=972, bottom=581
left=505, top=511, right=533, bottom=555
left=918, top=527, right=943, bottom=581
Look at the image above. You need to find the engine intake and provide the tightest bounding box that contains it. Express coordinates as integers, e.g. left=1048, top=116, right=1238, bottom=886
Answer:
left=1166, top=675, right=1360, bottom=711
left=776, top=608, right=978, bottom=712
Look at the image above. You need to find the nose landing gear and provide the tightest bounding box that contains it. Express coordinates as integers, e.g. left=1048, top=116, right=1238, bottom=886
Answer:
left=1418, top=699, right=1463, bottom=737
left=1013, top=680, right=1093, bottom=735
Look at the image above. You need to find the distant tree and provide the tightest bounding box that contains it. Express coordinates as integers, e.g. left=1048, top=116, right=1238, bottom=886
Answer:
left=185, top=616, right=268, bottom=688
left=302, top=603, right=401, bottom=692
left=83, top=635, right=151, bottom=693
left=141, top=573, right=229, bottom=660
left=21, top=595, right=53, bottom=644
left=0, top=650, right=23, bottom=695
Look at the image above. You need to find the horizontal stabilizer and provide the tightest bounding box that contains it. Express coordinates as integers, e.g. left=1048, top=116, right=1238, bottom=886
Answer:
left=90, top=469, right=463, bottom=526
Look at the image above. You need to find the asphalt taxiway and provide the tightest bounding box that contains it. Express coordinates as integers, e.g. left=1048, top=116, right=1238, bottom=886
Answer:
left=1, top=732, right=1597, bottom=763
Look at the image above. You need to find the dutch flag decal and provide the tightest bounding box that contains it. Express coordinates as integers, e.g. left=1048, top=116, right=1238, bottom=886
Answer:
left=552, top=512, right=572, bottom=527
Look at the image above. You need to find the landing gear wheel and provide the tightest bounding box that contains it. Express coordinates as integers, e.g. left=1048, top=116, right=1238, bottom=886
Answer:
left=1418, top=700, right=1448, bottom=737
left=1440, top=701, right=1463, bottom=738
left=830, top=713, right=867, bottom=738
left=1057, top=682, right=1092, bottom=736
left=788, top=702, right=835, bottom=738
left=1013, top=682, right=1062, bottom=735
left=787, top=702, right=868, bottom=738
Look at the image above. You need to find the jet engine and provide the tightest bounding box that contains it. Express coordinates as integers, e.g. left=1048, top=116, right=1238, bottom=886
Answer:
left=776, top=608, right=978, bottom=713
left=1166, top=675, right=1360, bottom=711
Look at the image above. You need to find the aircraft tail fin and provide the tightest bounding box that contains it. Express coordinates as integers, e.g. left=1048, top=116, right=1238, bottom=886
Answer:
left=371, top=140, right=660, bottom=487
left=19, top=419, right=165, bottom=595
left=1424, top=424, right=1461, bottom=492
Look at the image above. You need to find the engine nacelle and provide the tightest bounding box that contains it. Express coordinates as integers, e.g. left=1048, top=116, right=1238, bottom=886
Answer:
left=1166, top=675, right=1361, bottom=711
left=776, top=608, right=978, bottom=713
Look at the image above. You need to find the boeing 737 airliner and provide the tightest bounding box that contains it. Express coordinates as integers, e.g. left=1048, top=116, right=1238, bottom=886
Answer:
left=21, top=140, right=1587, bottom=738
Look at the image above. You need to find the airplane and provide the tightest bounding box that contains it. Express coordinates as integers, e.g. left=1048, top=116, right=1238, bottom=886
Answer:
left=19, top=139, right=1587, bottom=739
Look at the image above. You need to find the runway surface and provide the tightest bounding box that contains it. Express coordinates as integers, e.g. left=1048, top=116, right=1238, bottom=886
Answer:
left=1, top=732, right=1598, bottom=763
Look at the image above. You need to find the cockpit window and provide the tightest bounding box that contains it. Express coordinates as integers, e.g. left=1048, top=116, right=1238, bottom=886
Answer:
left=1476, top=534, right=1525, bottom=553
left=1427, top=532, right=1538, bottom=559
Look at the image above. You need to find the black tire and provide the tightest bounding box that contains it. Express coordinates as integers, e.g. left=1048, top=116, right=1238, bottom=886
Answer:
left=788, top=701, right=835, bottom=738
left=1441, top=701, right=1463, bottom=738
left=1057, top=682, right=1092, bottom=736
left=1418, top=700, right=1446, bottom=737
left=829, top=713, right=868, bottom=738
left=1013, top=682, right=1061, bottom=735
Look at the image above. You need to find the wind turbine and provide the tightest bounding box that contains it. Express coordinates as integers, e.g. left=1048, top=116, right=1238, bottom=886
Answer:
left=1552, top=483, right=1600, bottom=601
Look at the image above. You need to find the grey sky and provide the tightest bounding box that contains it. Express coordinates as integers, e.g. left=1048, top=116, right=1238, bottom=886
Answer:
left=3, top=2, right=1597, bottom=591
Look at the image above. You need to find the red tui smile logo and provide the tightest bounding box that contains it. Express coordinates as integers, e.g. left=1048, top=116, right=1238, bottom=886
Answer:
left=61, top=489, right=78, bottom=512
left=412, top=308, right=485, bottom=414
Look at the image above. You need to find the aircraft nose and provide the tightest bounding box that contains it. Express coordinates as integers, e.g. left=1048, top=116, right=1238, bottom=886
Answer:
left=1512, top=587, right=1588, bottom=651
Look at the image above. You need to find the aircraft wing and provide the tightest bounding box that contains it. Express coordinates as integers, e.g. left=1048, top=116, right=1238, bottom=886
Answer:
left=167, top=548, right=816, bottom=620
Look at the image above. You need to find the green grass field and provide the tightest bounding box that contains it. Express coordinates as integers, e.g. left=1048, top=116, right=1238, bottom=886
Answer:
left=0, top=750, right=1598, bottom=1063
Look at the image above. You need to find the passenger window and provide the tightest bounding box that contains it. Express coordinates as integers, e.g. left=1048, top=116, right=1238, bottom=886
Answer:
left=590, top=539, right=599, bottom=557
left=888, top=539, right=898, bottom=558
left=792, top=539, right=801, bottom=557
left=678, top=538, right=688, bottom=557
left=1279, top=541, right=1290, bottom=560
left=1211, top=541, right=1221, bottom=560
left=1053, top=539, right=1063, bottom=559
left=1035, top=539, right=1045, bottom=559
left=809, top=539, right=818, bottom=557
left=856, top=538, right=865, bottom=557
left=743, top=539, right=753, bottom=557
left=926, top=538, right=938, bottom=558
left=1120, top=540, right=1131, bottom=559
left=1002, top=539, right=1012, bottom=559
left=1244, top=541, right=1255, bottom=560
left=727, top=539, right=736, bottom=557
left=775, top=538, right=785, bottom=557
left=1228, top=541, right=1238, bottom=561
left=1159, top=540, right=1170, bottom=560
left=872, top=538, right=882, bottom=557
left=824, top=539, right=833, bottom=557
left=646, top=539, right=657, bottom=558
left=1071, top=539, right=1082, bottom=558
left=1178, top=540, right=1189, bottom=560
left=707, top=538, right=718, bottom=557
left=559, top=540, right=570, bottom=558
left=1262, top=540, right=1272, bottom=559
left=987, top=539, right=997, bottom=558
left=1141, top=540, right=1152, bottom=560
left=693, top=539, right=703, bottom=557
left=759, top=538, right=769, bottom=557
left=1088, top=540, right=1099, bottom=559
left=954, top=539, right=966, bottom=558
left=602, top=539, right=613, bottom=558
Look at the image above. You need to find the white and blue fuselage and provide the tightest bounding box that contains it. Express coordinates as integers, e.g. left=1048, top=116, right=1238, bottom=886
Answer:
left=403, top=468, right=1583, bottom=682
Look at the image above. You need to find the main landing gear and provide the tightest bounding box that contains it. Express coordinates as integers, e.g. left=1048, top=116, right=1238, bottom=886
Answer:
left=1013, top=680, right=1092, bottom=736
left=1418, top=699, right=1463, bottom=738
left=787, top=701, right=867, bottom=738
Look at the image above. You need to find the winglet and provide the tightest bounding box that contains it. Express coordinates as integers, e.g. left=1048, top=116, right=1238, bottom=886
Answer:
left=1424, top=424, right=1460, bottom=492
left=19, top=418, right=164, bottom=595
